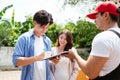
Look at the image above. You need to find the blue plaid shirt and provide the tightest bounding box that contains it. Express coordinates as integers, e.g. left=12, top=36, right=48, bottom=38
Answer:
left=12, top=30, right=52, bottom=80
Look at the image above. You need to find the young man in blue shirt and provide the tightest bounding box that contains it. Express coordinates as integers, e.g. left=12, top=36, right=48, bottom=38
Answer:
left=12, top=10, right=53, bottom=80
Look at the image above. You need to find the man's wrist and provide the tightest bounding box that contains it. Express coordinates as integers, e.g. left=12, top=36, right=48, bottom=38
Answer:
left=34, top=56, right=38, bottom=61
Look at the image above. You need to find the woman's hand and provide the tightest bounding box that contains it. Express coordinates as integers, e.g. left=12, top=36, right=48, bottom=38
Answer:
left=50, top=56, right=61, bottom=64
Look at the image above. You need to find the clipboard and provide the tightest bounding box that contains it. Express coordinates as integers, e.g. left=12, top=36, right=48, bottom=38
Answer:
left=44, top=51, right=69, bottom=60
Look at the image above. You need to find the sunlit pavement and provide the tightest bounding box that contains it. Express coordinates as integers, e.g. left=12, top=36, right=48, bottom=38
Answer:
left=0, top=70, right=21, bottom=80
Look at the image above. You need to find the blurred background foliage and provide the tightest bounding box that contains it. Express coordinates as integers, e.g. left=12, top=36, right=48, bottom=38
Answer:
left=0, top=3, right=102, bottom=47
left=2, top=0, right=118, bottom=47
left=63, top=0, right=118, bottom=6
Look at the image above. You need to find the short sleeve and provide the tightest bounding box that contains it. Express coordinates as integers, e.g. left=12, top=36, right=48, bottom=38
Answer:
left=90, top=32, right=112, bottom=57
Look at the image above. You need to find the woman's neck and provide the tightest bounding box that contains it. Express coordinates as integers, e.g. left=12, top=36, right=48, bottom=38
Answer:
left=58, top=46, right=65, bottom=52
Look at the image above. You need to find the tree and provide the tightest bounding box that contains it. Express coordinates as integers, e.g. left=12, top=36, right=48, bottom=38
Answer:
left=0, top=20, right=11, bottom=46
left=0, top=4, right=13, bottom=46
left=21, top=16, right=34, bottom=34
left=2, top=15, right=34, bottom=46
left=0, top=10, right=18, bottom=46
left=64, top=20, right=101, bottom=48
left=0, top=4, right=13, bottom=19
left=46, top=23, right=63, bottom=46
left=63, top=0, right=115, bottom=6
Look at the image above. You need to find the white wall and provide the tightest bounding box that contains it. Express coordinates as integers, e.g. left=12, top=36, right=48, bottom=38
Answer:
left=0, top=47, right=20, bottom=70
left=0, top=47, right=89, bottom=70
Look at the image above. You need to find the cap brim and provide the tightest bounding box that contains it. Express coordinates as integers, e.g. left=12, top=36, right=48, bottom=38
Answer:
left=87, top=11, right=98, bottom=19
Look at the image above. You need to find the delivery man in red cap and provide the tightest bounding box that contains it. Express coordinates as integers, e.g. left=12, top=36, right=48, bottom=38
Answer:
left=64, top=1, right=120, bottom=80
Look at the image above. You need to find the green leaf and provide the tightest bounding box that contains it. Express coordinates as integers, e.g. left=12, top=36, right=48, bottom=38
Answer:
left=0, top=4, right=13, bottom=19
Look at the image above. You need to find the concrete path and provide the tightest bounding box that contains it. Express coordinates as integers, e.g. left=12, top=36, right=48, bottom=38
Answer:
left=0, top=70, right=21, bottom=80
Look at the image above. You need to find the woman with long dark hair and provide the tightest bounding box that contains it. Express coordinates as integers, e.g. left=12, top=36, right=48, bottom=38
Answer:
left=51, top=30, right=80, bottom=80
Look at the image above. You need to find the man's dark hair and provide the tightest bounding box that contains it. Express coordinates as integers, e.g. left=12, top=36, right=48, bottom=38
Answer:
left=100, top=12, right=118, bottom=22
left=100, top=9, right=120, bottom=27
left=108, top=14, right=120, bottom=27
left=110, top=14, right=118, bottom=22
left=117, top=7, right=120, bottom=28
left=33, top=10, right=53, bottom=26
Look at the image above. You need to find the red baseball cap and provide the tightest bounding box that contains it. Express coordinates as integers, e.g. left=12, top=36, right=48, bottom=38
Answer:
left=87, top=1, right=119, bottom=19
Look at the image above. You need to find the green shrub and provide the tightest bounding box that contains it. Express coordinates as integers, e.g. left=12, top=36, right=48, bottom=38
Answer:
left=46, top=23, right=63, bottom=46
left=1, top=14, right=101, bottom=48
left=64, top=20, right=101, bottom=48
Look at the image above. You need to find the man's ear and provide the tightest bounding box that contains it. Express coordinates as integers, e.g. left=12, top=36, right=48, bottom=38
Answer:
left=33, top=21, right=37, bottom=25
left=103, top=12, right=110, bottom=20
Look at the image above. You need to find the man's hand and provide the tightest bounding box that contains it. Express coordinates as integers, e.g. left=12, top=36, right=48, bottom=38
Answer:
left=63, top=49, right=77, bottom=59
left=35, top=51, right=51, bottom=61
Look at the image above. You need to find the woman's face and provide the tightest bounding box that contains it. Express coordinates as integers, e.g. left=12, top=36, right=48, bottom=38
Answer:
left=59, top=33, right=67, bottom=47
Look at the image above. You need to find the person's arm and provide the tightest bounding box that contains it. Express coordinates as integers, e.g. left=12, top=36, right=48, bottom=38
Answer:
left=16, top=56, right=38, bottom=66
left=74, top=54, right=108, bottom=79
left=16, top=52, right=49, bottom=66
left=64, top=50, right=108, bottom=79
